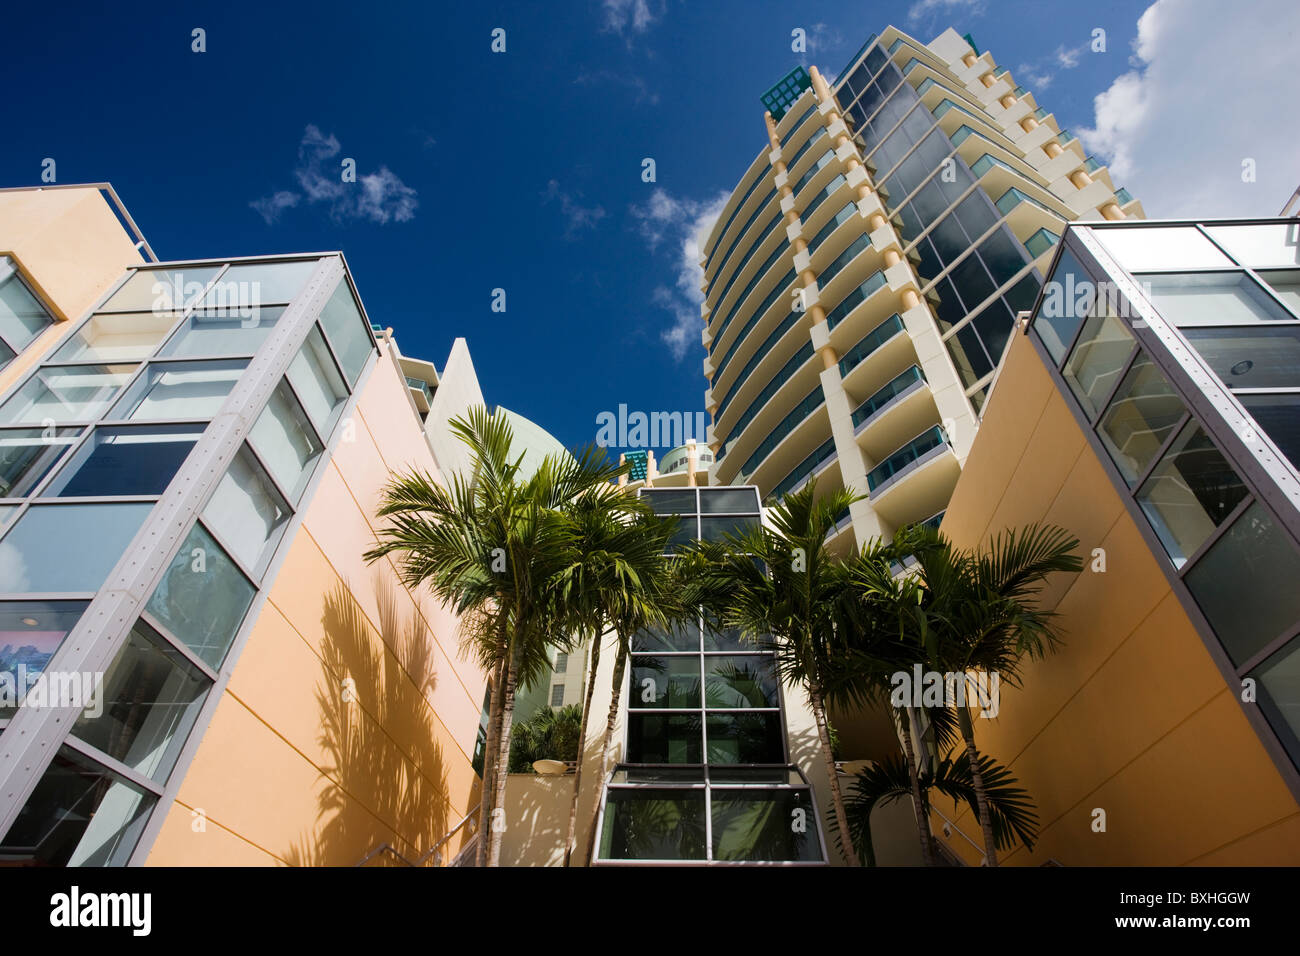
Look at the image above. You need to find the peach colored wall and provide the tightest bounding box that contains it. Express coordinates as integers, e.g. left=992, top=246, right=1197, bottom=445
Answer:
left=145, top=346, right=488, bottom=866
left=931, top=331, right=1300, bottom=865
left=0, top=187, right=143, bottom=394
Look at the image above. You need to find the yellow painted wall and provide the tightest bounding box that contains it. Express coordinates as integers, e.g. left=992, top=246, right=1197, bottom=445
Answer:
left=145, top=345, right=488, bottom=866
left=933, top=330, right=1300, bottom=865
left=0, top=186, right=143, bottom=393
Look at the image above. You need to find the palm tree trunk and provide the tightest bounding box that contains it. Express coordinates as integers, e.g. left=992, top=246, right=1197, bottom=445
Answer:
left=486, top=641, right=524, bottom=866
left=563, top=631, right=601, bottom=867
left=585, top=638, right=629, bottom=865
left=475, top=656, right=506, bottom=867
left=898, top=706, right=936, bottom=866
left=808, top=683, right=861, bottom=867
left=958, top=704, right=999, bottom=866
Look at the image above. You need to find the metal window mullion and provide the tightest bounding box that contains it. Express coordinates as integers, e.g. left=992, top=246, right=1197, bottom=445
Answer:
left=1173, top=492, right=1255, bottom=579
left=1084, top=341, right=1140, bottom=427
left=1125, top=409, right=1192, bottom=492
left=0, top=591, right=97, bottom=601
left=310, top=316, right=355, bottom=398
left=194, top=507, right=276, bottom=589
left=238, top=427, right=298, bottom=520
left=135, top=608, right=221, bottom=682
left=149, top=263, right=232, bottom=357
left=22, top=424, right=108, bottom=499
left=60, top=734, right=166, bottom=798
left=1054, top=233, right=1114, bottom=369
left=1233, top=616, right=1300, bottom=677
left=278, top=370, right=327, bottom=453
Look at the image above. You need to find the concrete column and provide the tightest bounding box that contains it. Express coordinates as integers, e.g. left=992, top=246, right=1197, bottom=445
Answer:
left=1099, top=201, right=1126, bottom=221
left=686, top=439, right=698, bottom=487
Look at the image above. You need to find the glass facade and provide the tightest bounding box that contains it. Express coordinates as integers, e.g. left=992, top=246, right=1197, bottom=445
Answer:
left=1031, top=220, right=1300, bottom=776
left=834, top=43, right=1046, bottom=407
left=0, top=255, right=378, bottom=865
left=594, top=487, right=827, bottom=864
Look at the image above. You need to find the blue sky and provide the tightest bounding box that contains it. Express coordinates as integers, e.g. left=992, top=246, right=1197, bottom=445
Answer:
left=2, top=0, right=1292, bottom=455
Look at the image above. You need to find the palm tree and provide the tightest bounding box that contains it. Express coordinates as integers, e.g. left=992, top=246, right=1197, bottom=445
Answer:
left=364, top=406, right=623, bottom=866
left=838, top=534, right=942, bottom=865
left=865, top=522, right=1082, bottom=865
left=683, top=480, right=867, bottom=867
left=582, top=509, right=685, bottom=865
left=552, top=486, right=673, bottom=866
left=837, top=748, right=1039, bottom=866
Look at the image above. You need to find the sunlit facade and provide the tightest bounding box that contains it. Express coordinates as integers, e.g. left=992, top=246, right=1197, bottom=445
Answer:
left=925, top=218, right=1300, bottom=864
left=0, top=186, right=488, bottom=866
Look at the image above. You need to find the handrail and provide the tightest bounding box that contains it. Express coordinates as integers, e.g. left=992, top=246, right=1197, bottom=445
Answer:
left=929, top=803, right=985, bottom=865
left=354, top=803, right=481, bottom=867
left=0, top=183, right=157, bottom=262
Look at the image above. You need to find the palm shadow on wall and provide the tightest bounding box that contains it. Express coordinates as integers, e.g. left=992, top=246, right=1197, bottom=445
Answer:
left=284, top=575, right=454, bottom=866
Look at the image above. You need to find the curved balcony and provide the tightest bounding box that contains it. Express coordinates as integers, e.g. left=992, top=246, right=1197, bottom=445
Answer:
left=704, top=155, right=771, bottom=272
left=813, top=233, right=880, bottom=309
left=852, top=365, right=939, bottom=463
left=867, top=425, right=961, bottom=530
left=738, top=385, right=824, bottom=475
left=719, top=386, right=828, bottom=491
left=994, top=185, right=1068, bottom=252
left=715, top=340, right=817, bottom=448
left=778, top=98, right=822, bottom=152
left=838, top=313, right=907, bottom=383
left=709, top=239, right=792, bottom=346
left=806, top=202, right=859, bottom=257
left=708, top=203, right=784, bottom=314
left=710, top=268, right=797, bottom=387
left=786, top=127, right=830, bottom=182
left=771, top=437, right=838, bottom=501
left=713, top=308, right=804, bottom=420
left=826, top=270, right=903, bottom=366
left=791, top=150, right=839, bottom=200
left=799, top=173, right=850, bottom=229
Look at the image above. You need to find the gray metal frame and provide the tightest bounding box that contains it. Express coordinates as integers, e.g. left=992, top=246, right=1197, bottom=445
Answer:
left=589, top=486, right=829, bottom=865
left=590, top=762, right=829, bottom=866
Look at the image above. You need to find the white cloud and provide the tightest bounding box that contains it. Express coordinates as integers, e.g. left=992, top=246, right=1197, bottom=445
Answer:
left=1076, top=0, right=1300, bottom=217
left=250, top=190, right=300, bottom=225
left=631, top=188, right=729, bottom=359
left=1016, top=43, right=1088, bottom=92
left=601, top=0, right=658, bottom=35
left=250, top=125, right=418, bottom=225
left=542, top=180, right=607, bottom=238
left=1056, top=44, right=1082, bottom=69
left=906, top=0, right=985, bottom=28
